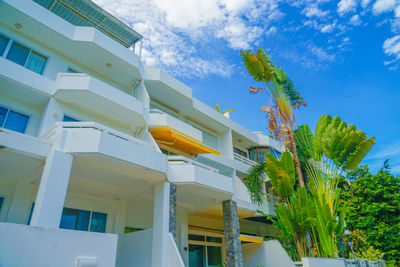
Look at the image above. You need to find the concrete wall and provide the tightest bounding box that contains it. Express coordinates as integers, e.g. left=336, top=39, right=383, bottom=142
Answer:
left=0, top=222, right=118, bottom=267
left=302, top=257, right=346, bottom=267
left=242, top=240, right=295, bottom=267
left=116, top=229, right=152, bottom=267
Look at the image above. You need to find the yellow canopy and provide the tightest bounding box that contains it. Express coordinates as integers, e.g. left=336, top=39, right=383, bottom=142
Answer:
left=149, top=126, right=220, bottom=157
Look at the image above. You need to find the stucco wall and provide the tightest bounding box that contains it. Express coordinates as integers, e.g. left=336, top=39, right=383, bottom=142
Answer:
left=242, top=240, right=295, bottom=267
left=0, top=222, right=118, bottom=267
left=116, top=229, right=153, bottom=267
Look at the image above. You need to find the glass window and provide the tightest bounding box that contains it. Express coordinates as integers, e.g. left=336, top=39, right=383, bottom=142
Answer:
left=2, top=109, right=29, bottom=133
left=189, top=244, right=206, bottom=267
left=203, top=131, right=218, bottom=150
left=233, top=147, right=247, bottom=158
left=60, top=208, right=90, bottom=231
left=26, top=51, right=47, bottom=74
left=6, top=41, right=30, bottom=66
left=189, top=234, right=205, bottom=241
left=0, top=34, right=9, bottom=56
left=0, top=106, right=7, bottom=126
left=207, top=246, right=222, bottom=267
left=206, top=236, right=222, bottom=243
left=257, top=147, right=269, bottom=163
left=63, top=115, right=79, bottom=122
left=249, top=147, right=257, bottom=161
left=0, top=197, right=4, bottom=213
left=90, top=212, right=107, bottom=233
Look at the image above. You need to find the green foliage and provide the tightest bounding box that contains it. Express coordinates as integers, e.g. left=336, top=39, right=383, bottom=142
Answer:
left=245, top=161, right=268, bottom=205
left=214, top=104, right=235, bottom=115
left=354, top=246, right=384, bottom=261
left=342, top=165, right=400, bottom=265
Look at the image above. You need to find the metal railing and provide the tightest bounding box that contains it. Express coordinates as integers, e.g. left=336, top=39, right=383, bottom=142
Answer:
left=266, top=192, right=280, bottom=204
left=168, top=155, right=219, bottom=174
left=233, top=152, right=257, bottom=166
left=42, top=122, right=155, bottom=150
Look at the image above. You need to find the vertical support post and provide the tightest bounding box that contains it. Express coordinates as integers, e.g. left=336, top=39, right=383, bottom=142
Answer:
left=152, top=182, right=170, bottom=267
left=169, top=183, right=177, bottom=240
left=30, top=149, right=73, bottom=228
left=223, top=200, right=243, bottom=267
left=177, top=208, right=189, bottom=265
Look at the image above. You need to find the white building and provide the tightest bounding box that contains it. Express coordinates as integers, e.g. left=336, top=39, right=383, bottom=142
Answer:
left=0, top=0, right=286, bottom=266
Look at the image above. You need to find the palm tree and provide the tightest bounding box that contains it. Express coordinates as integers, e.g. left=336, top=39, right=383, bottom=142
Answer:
left=214, top=104, right=235, bottom=115
left=241, top=48, right=306, bottom=187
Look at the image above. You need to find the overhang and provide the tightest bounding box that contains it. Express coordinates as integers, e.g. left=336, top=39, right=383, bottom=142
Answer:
left=149, top=126, right=220, bottom=156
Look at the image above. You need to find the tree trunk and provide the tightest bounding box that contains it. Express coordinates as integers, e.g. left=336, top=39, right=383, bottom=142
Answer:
left=295, top=233, right=304, bottom=258
left=288, top=128, right=305, bottom=188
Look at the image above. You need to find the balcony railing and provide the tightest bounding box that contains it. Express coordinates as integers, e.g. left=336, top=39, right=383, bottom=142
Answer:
left=168, top=155, right=219, bottom=174
left=266, top=193, right=280, bottom=204
left=234, top=152, right=257, bottom=166
left=42, top=122, right=155, bottom=151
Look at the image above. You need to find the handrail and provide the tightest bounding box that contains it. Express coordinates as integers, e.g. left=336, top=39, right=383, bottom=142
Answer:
left=42, top=122, right=155, bottom=150
left=233, top=152, right=257, bottom=166
left=168, top=155, right=219, bottom=174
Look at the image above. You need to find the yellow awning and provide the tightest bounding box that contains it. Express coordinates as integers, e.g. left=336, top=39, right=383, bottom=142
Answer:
left=149, top=126, right=220, bottom=156
left=188, top=226, right=264, bottom=244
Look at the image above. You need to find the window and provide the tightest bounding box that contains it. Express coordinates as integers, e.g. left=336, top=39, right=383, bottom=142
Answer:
left=67, top=67, right=80, bottom=73
left=0, top=197, right=4, bottom=213
left=0, top=106, right=29, bottom=133
left=188, top=231, right=224, bottom=267
left=249, top=146, right=281, bottom=162
left=202, top=131, right=218, bottom=150
left=60, top=207, right=107, bottom=233
left=2, top=35, right=47, bottom=75
left=233, top=147, right=248, bottom=158
left=0, top=34, right=9, bottom=56
left=63, top=115, right=79, bottom=122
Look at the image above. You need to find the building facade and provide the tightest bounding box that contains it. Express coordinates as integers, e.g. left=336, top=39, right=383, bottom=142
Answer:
left=0, top=0, right=284, bottom=266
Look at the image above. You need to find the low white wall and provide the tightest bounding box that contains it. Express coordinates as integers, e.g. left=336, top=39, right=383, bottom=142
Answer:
left=302, top=257, right=346, bottom=267
left=168, top=233, right=185, bottom=267
left=116, top=229, right=153, bottom=267
left=0, top=222, right=118, bottom=267
left=242, top=240, right=295, bottom=267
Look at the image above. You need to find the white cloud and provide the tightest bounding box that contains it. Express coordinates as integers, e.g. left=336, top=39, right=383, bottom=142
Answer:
left=383, top=35, right=400, bottom=69
left=361, top=0, right=372, bottom=8
left=395, top=5, right=400, bottom=17
left=349, top=14, right=362, bottom=25
left=373, top=0, right=396, bottom=14
left=338, top=0, right=357, bottom=15
left=302, top=5, right=329, bottom=17
left=92, top=0, right=279, bottom=78
left=321, top=22, right=336, bottom=32
left=308, top=43, right=336, bottom=62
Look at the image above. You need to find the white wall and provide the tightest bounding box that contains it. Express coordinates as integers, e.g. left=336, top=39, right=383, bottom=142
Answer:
left=0, top=222, right=118, bottom=267
left=302, top=257, right=346, bottom=267
left=242, top=240, right=296, bottom=267
left=116, top=229, right=153, bottom=267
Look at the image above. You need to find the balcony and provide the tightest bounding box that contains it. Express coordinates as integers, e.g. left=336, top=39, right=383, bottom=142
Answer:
left=0, top=58, right=53, bottom=105
left=43, top=122, right=168, bottom=179
left=149, top=109, right=220, bottom=157
left=54, top=73, right=146, bottom=127
left=167, top=155, right=233, bottom=196
left=1, top=0, right=143, bottom=86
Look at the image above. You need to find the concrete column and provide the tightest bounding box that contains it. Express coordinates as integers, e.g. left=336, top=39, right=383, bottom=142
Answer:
left=222, top=200, right=243, bottom=267
left=30, top=149, right=73, bottom=228
left=6, top=181, right=34, bottom=224
left=169, top=183, right=177, bottom=240
left=151, top=182, right=170, bottom=267
left=177, top=208, right=189, bottom=265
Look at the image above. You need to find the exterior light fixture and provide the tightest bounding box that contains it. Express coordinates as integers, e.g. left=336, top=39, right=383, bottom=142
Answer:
left=15, top=23, right=22, bottom=29
left=106, top=62, right=112, bottom=68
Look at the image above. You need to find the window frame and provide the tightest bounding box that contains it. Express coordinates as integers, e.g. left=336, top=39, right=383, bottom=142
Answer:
left=0, top=104, right=30, bottom=134
left=0, top=32, right=48, bottom=75
left=188, top=229, right=225, bottom=267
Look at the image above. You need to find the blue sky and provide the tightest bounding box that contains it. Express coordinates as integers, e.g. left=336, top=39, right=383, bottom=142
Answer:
left=94, top=0, right=400, bottom=174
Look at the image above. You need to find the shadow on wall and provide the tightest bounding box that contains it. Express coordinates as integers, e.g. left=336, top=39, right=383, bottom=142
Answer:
left=242, top=240, right=296, bottom=267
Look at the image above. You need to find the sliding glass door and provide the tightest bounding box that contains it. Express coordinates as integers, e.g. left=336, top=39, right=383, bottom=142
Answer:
left=188, top=231, right=224, bottom=267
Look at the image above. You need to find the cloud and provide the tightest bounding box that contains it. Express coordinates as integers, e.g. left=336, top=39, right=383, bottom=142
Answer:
left=338, top=0, right=357, bottom=15
left=368, top=140, right=400, bottom=159
left=373, top=0, right=396, bottom=14
left=361, top=0, right=372, bottom=8
left=302, top=4, right=329, bottom=18
left=383, top=35, right=400, bottom=70
left=349, top=14, right=362, bottom=25
left=92, top=0, right=279, bottom=78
